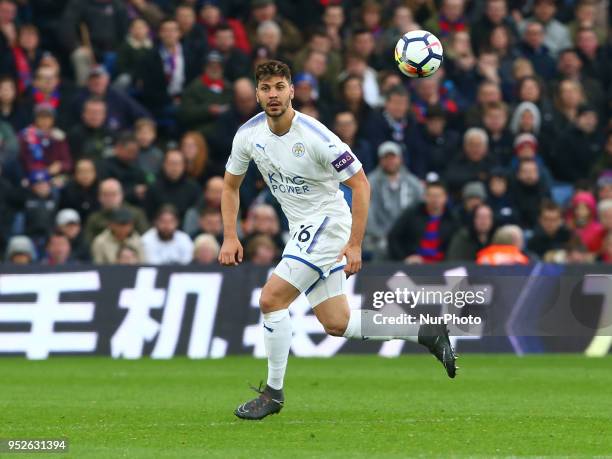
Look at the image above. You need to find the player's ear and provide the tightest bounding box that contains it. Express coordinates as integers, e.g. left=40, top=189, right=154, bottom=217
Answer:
left=255, top=88, right=260, bottom=104
left=290, top=83, right=294, bottom=100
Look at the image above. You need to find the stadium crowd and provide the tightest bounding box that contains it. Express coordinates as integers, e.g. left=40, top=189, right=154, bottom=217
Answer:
left=0, top=0, right=610, bottom=266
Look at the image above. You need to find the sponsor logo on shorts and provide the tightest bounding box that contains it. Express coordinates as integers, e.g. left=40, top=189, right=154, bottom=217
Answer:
left=332, top=151, right=355, bottom=172
left=292, top=142, right=306, bottom=157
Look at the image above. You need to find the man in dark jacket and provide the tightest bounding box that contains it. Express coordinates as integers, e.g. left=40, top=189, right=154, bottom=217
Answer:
left=145, top=148, right=200, bottom=221
left=388, top=181, right=459, bottom=263
left=527, top=200, right=573, bottom=257
left=67, top=96, right=114, bottom=161
left=511, top=158, right=551, bottom=229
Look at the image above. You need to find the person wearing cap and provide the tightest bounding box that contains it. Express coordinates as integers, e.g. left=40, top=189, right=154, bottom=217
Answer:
left=18, top=102, right=72, bottom=179
left=553, top=103, right=604, bottom=184
left=91, top=206, right=145, bottom=264
left=511, top=132, right=554, bottom=190
left=365, top=140, right=423, bottom=257
left=454, top=181, right=488, bottom=226
left=23, top=169, right=58, bottom=252
left=246, top=0, right=302, bottom=56
left=447, top=204, right=496, bottom=261
left=55, top=208, right=90, bottom=262
left=178, top=49, right=232, bottom=133
left=199, top=0, right=251, bottom=55
left=4, top=235, right=36, bottom=264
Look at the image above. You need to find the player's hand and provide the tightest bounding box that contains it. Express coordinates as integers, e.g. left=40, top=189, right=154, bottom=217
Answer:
left=338, top=243, right=362, bottom=276
left=218, top=237, right=243, bottom=266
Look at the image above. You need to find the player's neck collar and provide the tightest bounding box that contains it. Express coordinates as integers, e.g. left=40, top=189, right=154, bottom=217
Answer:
left=266, top=108, right=297, bottom=137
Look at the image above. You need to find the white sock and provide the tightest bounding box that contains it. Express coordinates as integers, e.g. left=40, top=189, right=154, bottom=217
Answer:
left=342, top=309, right=419, bottom=343
left=263, top=309, right=292, bottom=390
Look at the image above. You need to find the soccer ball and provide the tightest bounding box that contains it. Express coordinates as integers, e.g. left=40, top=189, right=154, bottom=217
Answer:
left=394, top=30, right=443, bottom=78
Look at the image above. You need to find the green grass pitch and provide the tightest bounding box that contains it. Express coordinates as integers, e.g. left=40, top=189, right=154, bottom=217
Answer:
left=1, top=355, right=611, bottom=458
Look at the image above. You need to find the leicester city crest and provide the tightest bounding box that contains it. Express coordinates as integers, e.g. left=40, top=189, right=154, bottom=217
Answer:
left=292, top=142, right=306, bottom=158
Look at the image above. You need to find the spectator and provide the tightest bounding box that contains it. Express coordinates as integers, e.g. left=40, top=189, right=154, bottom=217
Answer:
left=591, top=132, right=612, bottom=181
left=59, top=157, right=99, bottom=223
left=339, top=54, right=381, bottom=109
left=568, top=1, right=607, bottom=43
left=482, top=102, right=513, bottom=165
left=73, top=66, right=150, bottom=133
left=19, top=104, right=72, bottom=179
left=134, top=118, right=163, bottom=184
left=514, top=76, right=555, bottom=141
left=596, top=171, right=612, bottom=202
left=424, top=0, right=467, bottom=39
left=293, top=27, right=342, bottom=90
left=55, top=208, right=90, bottom=262
left=598, top=232, right=612, bottom=263
left=175, top=4, right=207, bottom=61
left=593, top=199, right=612, bottom=254
left=67, top=96, right=114, bottom=161
left=187, top=207, right=223, bottom=242
left=246, top=0, right=302, bottom=56
left=142, top=204, right=194, bottom=265
left=144, top=148, right=200, bottom=221
left=334, top=75, right=373, bottom=134
left=565, top=191, right=602, bottom=253
left=350, top=27, right=383, bottom=72
left=84, top=178, right=148, bottom=242
left=366, top=141, right=423, bottom=257
left=100, top=132, right=147, bottom=204
left=182, top=176, right=224, bottom=236
left=381, top=4, right=419, bottom=51
left=511, top=158, right=550, bottom=229
left=241, top=203, right=284, bottom=254
left=214, top=23, right=250, bottom=82
left=551, top=79, right=585, bottom=138
left=553, top=48, right=604, bottom=112
left=445, top=127, right=496, bottom=197
left=509, top=101, right=541, bottom=136
left=91, top=207, right=145, bottom=264
left=9, top=24, right=45, bottom=94
left=417, top=104, right=460, bottom=177
left=24, top=65, right=74, bottom=130
left=178, top=50, right=232, bottom=133
left=127, top=0, right=164, bottom=29
left=563, top=237, right=593, bottom=264
left=5, top=235, right=36, bottom=264
left=322, top=3, right=346, bottom=52
left=0, top=163, right=24, bottom=253
left=510, top=133, right=554, bottom=190
left=192, top=233, right=220, bottom=264
left=23, top=169, right=58, bottom=252
left=486, top=167, right=517, bottom=226
left=116, top=244, right=141, bottom=264
left=199, top=0, right=251, bottom=55
left=527, top=200, right=572, bottom=257
left=518, top=21, right=556, bottom=79
left=292, top=72, right=329, bottom=123
left=0, top=76, right=30, bottom=131
left=520, top=0, right=571, bottom=58
left=476, top=224, right=529, bottom=265
left=333, top=111, right=375, bottom=175
left=455, top=181, right=488, bottom=225
left=244, top=233, right=279, bottom=265
left=41, top=230, right=73, bottom=265
left=388, top=180, right=458, bottom=263
left=487, top=24, right=521, bottom=89
left=575, top=27, right=608, bottom=84
left=115, top=18, right=153, bottom=90
left=447, top=203, right=495, bottom=261
left=470, top=0, right=517, bottom=53
left=180, top=131, right=210, bottom=184
left=464, top=80, right=503, bottom=127
left=0, top=118, right=18, bottom=164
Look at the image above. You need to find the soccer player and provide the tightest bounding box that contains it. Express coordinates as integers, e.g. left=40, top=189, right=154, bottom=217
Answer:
left=219, top=60, right=457, bottom=420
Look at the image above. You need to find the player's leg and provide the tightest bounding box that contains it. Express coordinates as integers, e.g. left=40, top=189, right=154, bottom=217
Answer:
left=308, top=271, right=457, bottom=378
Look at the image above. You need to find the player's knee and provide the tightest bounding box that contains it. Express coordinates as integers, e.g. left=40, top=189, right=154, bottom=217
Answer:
left=322, top=317, right=349, bottom=337
left=259, top=293, right=280, bottom=314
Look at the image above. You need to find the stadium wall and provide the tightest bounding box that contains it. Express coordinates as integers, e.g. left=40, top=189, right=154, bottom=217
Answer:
left=0, top=264, right=610, bottom=359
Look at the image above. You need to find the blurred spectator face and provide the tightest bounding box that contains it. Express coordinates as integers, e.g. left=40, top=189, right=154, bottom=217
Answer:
left=117, top=246, right=139, bottom=264
left=39, top=54, right=61, bottom=75
left=0, top=0, right=16, bottom=25
left=334, top=112, right=357, bottom=142
left=489, top=175, right=507, bottom=196
left=519, top=109, right=536, bottom=132
left=380, top=73, right=402, bottom=94
left=576, top=110, right=598, bottom=134
left=486, top=0, right=507, bottom=23
left=483, top=107, right=507, bottom=133
left=115, top=140, right=139, bottom=163
left=82, top=100, right=107, bottom=128
left=205, top=59, right=224, bottom=79
left=32, top=178, right=51, bottom=198
left=602, top=234, right=612, bottom=262
left=99, top=179, right=123, bottom=209
left=323, top=5, right=344, bottom=28
left=451, top=31, right=472, bottom=56
left=533, top=0, right=556, bottom=22
left=216, top=29, right=235, bottom=53
left=540, top=208, right=562, bottom=236
left=342, top=77, right=363, bottom=104
left=380, top=153, right=402, bottom=175
left=517, top=161, right=539, bottom=186
left=10, top=253, right=31, bottom=264
left=464, top=133, right=488, bottom=161
left=490, top=26, right=510, bottom=52
left=175, top=6, right=195, bottom=33
left=46, top=234, right=71, bottom=264
left=135, top=122, right=156, bottom=148
left=516, top=143, right=536, bottom=159
left=477, top=52, right=499, bottom=75
left=205, top=177, right=224, bottom=208
left=361, top=4, right=381, bottom=29
left=34, top=67, right=59, bottom=94
left=345, top=55, right=367, bottom=77
left=598, top=184, right=612, bottom=201
left=425, top=185, right=447, bottom=215
left=415, top=78, right=439, bottom=102
left=88, top=73, right=110, bottom=96
left=59, top=220, right=81, bottom=240
left=574, top=202, right=591, bottom=223
left=299, top=104, right=319, bottom=119
left=558, top=80, right=583, bottom=109
left=18, top=25, right=39, bottom=51
left=0, top=78, right=16, bottom=104
left=294, top=80, right=314, bottom=104
left=524, top=22, right=544, bottom=49
left=252, top=206, right=279, bottom=235
left=156, top=211, right=178, bottom=241
left=441, top=0, right=465, bottom=21
left=129, top=18, right=149, bottom=42
left=75, top=159, right=97, bottom=188
left=257, top=22, right=281, bottom=52
left=233, top=79, right=257, bottom=115
left=310, top=34, right=331, bottom=54
left=576, top=3, right=596, bottom=26
left=199, top=211, right=222, bottom=235
left=385, top=93, right=409, bottom=120
left=474, top=205, right=494, bottom=234
left=557, top=51, right=582, bottom=77
left=567, top=247, right=591, bottom=264
left=352, top=31, right=375, bottom=58
left=159, top=20, right=181, bottom=48
left=180, top=135, right=199, bottom=162
left=200, top=4, right=221, bottom=26
left=110, top=222, right=134, bottom=241
left=426, top=115, right=445, bottom=136
left=478, top=82, right=501, bottom=105
left=193, top=238, right=219, bottom=264
left=392, top=6, right=414, bottom=32
left=163, top=150, right=185, bottom=181
left=519, top=78, right=540, bottom=103
left=303, top=51, right=326, bottom=78
left=512, top=58, right=535, bottom=81
left=34, top=112, right=54, bottom=131
left=253, top=3, right=276, bottom=22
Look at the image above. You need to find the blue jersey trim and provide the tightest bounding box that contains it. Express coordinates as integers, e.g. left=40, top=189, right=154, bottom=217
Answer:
left=304, top=265, right=346, bottom=295
left=306, top=216, right=330, bottom=254
left=282, top=254, right=324, bottom=278
left=298, top=116, right=330, bottom=142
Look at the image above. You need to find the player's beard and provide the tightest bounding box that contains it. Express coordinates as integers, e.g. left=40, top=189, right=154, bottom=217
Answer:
left=263, top=98, right=290, bottom=118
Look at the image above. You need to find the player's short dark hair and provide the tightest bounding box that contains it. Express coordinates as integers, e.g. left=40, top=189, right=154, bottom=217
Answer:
left=255, top=60, right=292, bottom=85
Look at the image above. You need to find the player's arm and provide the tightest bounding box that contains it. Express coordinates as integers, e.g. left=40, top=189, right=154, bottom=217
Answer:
left=218, top=171, right=245, bottom=266
left=338, top=168, right=370, bottom=275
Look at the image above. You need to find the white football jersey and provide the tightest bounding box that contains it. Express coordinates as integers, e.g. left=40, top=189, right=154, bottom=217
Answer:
left=226, top=110, right=362, bottom=233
